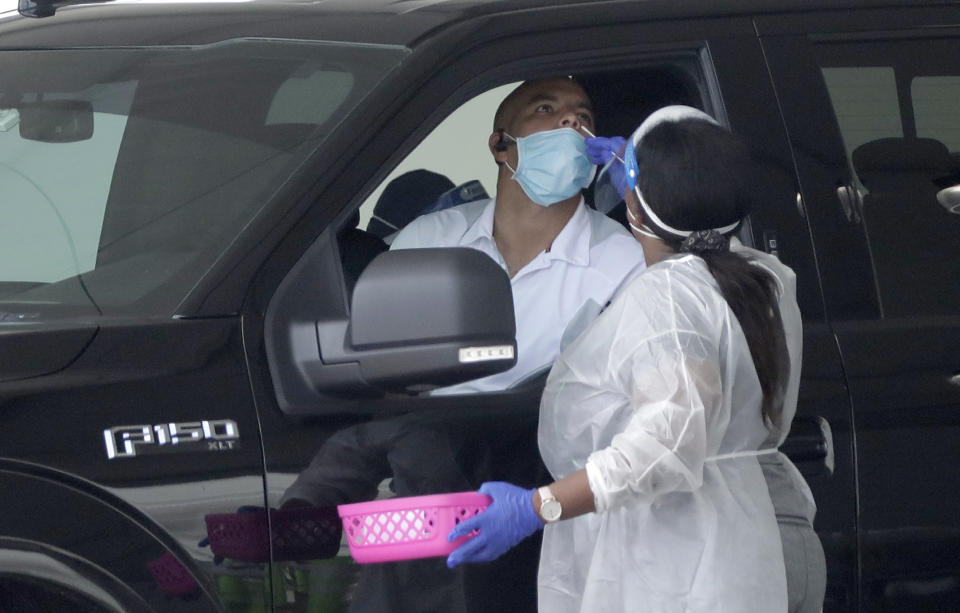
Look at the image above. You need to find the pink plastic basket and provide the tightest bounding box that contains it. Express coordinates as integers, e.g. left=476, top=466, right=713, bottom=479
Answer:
left=148, top=552, right=200, bottom=598
left=337, top=492, right=491, bottom=564
left=203, top=506, right=341, bottom=563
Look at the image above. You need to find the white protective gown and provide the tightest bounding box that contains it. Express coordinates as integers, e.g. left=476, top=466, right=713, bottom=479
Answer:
left=537, top=252, right=789, bottom=613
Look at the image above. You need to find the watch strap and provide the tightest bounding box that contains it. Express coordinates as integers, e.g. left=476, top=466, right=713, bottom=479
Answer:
left=537, top=485, right=562, bottom=522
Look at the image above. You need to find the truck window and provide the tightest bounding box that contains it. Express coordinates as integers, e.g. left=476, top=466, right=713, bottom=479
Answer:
left=816, top=37, right=960, bottom=318
left=0, top=40, right=405, bottom=320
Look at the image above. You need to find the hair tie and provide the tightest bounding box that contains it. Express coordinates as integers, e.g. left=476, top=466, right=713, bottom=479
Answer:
left=679, top=230, right=730, bottom=254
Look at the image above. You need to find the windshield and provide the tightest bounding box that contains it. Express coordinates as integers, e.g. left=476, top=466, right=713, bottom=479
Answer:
left=0, top=39, right=405, bottom=320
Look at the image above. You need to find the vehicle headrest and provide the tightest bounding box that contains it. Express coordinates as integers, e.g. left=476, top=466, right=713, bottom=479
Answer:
left=852, top=137, right=956, bottom=193
left=367, top=169, right=455, bottom=238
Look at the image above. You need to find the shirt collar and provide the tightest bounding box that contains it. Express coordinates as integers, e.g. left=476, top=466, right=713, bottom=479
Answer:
left=460, top=196, right=592, bottom=264
left=460, top=198, right=497, bottom=248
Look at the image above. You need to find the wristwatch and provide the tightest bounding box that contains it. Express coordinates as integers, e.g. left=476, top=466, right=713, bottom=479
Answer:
left=537, top=486, right=562, bottom=523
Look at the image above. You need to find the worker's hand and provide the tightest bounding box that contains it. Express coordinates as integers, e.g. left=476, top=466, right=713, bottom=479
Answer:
left=584, top=136, right=626, bottom=166
left=446, top=481, right=542, bottom=568
left=585, top=136, right=629, bottom=197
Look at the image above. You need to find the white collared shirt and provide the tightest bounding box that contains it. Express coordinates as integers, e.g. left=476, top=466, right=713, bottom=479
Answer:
left=390, top=197, right=646, bottom=394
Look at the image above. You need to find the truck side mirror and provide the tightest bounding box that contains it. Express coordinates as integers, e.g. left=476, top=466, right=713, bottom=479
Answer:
left=266, top=244, right=516, bottom=415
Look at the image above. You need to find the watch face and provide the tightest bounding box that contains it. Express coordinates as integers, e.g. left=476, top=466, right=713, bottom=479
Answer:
left=541, top=499, right=562, bottom=522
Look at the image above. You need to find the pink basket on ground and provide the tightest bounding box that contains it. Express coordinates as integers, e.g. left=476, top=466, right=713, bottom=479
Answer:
left=337, top=492, right=491, bottom=564
left=203, top=505, right=341, bottom=563
left=148, top=552, right=200, bottom=598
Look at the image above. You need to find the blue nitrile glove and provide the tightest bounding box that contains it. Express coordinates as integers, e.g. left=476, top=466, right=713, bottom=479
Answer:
left=584, top=136, right=626, bottom=165
left=585, top=136, right=629, bottom=197
left=446, top=481, right=543, bottom=568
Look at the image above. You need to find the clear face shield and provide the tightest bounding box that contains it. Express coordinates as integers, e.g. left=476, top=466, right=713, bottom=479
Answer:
left=587, top=129, right=638, bottom=215
left=593, top=155, right=628, bottom=214
left=592, top=107, right=746, bottom=245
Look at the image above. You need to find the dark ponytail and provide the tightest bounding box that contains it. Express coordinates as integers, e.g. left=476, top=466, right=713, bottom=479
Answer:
left=699, top=250, right=789, bottom=428
left=635, top=119, right=790, bottom=428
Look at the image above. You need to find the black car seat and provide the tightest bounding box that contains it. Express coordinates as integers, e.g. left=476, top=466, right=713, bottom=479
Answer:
left=338, top=211, right=388, bottom=295
left=852, top=136, right=960, bottom=316
left=365, top=169, right=455, bottom=238
left=341, top=169, right=459, bottom=294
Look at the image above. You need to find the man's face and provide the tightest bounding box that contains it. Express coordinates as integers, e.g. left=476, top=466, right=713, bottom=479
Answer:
left=504, top=78, right=595, bottom=139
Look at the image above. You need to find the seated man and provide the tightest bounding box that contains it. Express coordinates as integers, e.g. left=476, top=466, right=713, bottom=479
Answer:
left=284, top=76, right=645, bottom=503
left=280, top=77, right=646, bottom=613
left=390, top=76, right=646, bottom=393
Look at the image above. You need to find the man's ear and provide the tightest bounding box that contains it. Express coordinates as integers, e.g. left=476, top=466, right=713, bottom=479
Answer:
left=489, top=129, right=509, bottom=165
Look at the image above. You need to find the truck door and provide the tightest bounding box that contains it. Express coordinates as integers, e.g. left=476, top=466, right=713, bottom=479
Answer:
left=760, top=6, right=960, bottom=611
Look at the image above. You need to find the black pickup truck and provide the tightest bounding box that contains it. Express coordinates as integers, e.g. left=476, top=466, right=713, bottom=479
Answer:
left=1, top=1, right=958, bottom=611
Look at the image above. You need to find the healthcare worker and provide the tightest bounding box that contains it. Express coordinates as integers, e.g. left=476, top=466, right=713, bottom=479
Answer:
left=587, top=111, right=826, bottom=613
left=447, top=106, right=797, bottom=613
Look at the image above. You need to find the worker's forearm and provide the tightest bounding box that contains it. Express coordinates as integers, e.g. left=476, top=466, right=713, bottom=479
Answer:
left=531, top=468, right=595, bottom=523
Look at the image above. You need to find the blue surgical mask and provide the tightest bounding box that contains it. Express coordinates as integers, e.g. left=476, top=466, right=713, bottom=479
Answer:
left=503, top=128, right=596, bottom=207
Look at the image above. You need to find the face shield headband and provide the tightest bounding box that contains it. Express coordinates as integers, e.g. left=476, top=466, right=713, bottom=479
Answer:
left=625, top=105, right=741, bottom=240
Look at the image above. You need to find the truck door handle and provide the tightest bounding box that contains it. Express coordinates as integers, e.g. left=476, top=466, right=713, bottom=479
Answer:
left=780, top=416, right=835, bottom=475
left=937, top=184, right=960, bottom=214
left=836, top=184, right=862, bottom=223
